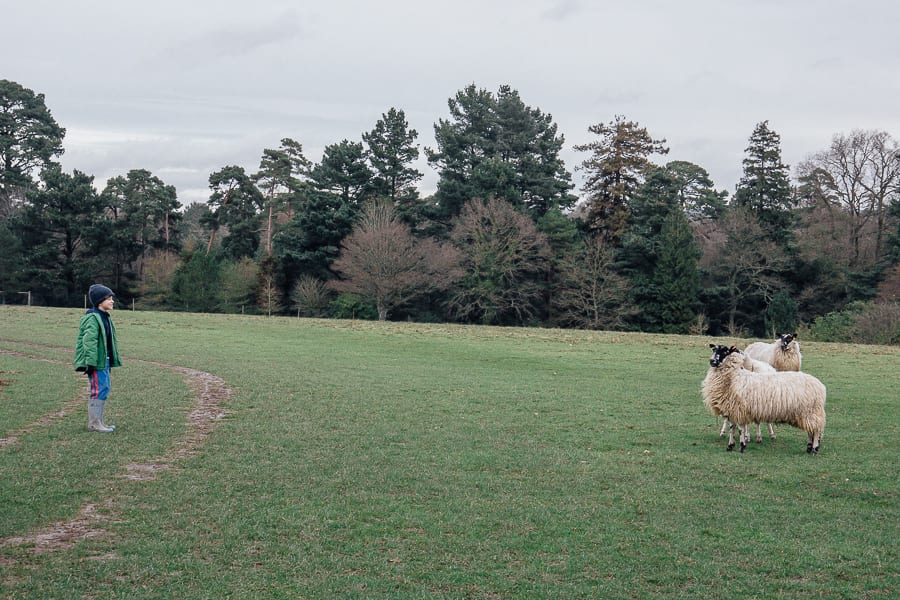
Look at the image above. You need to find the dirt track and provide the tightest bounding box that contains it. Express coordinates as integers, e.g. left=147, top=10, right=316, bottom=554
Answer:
left=0, top=344, right=233, bottom=553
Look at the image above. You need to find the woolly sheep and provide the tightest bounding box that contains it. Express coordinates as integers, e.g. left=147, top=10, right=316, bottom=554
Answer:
left=744, top=333, right=802, bottom=372
left=703, top=346, right=735, bottom=445
left=717, top=353, right=777, bottom=442
left=702, top=345, right=826, bottom=454
left=741, top=332, right=802, bottom=441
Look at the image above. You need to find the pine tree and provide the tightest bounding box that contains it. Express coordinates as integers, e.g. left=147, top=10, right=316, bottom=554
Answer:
left=621, top=169, right=701, bottom=333
left=100, top=169, right=181, bottom=280
left=494, top=86, right=575, bottom=218
left=651, top=210, right=701, bottom=333
left=0, top=80, right=66, bottom=218
left=733, top=121, right=794, bottom=243
left=661, top=160, right=727, bottom=219
left=14, top=166, right=103, bottom=305
left=273, top=190, right=356, bottom=285
left=206, top=165, right=264, bottom=260
left=252, top=137, right=311, bottom=256
left=427, top=84, right=574, bottom=221
left=363, top=108, right=422, bottom=203
left=309, top=140, right=373, bottom=206
left=574, top=115, right=668, bottom=242
left=0, top=221, right=24, bottom=295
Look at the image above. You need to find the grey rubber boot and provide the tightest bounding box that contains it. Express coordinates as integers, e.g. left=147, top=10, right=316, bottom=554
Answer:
left=99, top=400, right=116, bottom=431
left=88, top=398, right=115, bottom=432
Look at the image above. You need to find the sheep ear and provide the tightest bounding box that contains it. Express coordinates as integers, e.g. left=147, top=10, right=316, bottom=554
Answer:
left=709, top=343, right=716, bottom=349
left=792, top=332, right=798, bottom=338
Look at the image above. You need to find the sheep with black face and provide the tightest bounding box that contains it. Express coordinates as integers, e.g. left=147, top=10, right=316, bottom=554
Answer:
left=717, top=352, right=777, bottom=442
left=701, top=344, right=826, bottom=454
left=744, top=333, right=802, bottom=372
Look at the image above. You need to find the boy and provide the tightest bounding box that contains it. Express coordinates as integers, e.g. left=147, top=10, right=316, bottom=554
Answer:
left=74, top=284, right=123, bottom=432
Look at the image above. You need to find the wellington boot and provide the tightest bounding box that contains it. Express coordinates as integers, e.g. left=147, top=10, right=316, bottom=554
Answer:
left=88, top=398, right=115, bottom=432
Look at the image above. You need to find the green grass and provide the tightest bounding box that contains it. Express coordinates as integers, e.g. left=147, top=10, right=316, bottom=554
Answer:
left=1, top=306, right=897, bottom=598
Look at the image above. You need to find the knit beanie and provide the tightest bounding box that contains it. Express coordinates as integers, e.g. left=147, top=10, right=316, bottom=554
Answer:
left=89, top=284, right=114, bottom=307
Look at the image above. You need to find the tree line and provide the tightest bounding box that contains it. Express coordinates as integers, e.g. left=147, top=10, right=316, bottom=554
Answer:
left=1, top=79, right=898, bottom=342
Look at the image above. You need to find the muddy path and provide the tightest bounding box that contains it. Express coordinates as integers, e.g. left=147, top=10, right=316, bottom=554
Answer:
left=0, top=342, right=234, bottom=553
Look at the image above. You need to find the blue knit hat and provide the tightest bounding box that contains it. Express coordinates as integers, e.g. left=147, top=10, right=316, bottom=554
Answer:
left=89, top=284, right=114, bottom=307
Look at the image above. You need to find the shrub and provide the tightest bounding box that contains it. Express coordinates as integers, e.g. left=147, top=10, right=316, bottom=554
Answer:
left=219, top=258, right=259, bottom=314
left=765, top=290, right=799, bottom=337
left=329, top=293, right=378, bottom=320
left=808, top=301, right=900, bottom=345
left=291, top=276, right=332, bottom=317
left=171, top=251, right=221, bottom=313
left=849, top=302, right=900, bottom=345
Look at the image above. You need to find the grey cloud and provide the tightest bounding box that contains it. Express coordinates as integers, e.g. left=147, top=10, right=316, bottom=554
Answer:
left=541, top=0, right=582, bottom=20
left=154, top=10, right=304, bottom=65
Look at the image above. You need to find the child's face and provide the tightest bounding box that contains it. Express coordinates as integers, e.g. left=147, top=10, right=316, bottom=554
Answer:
left=99, top=296, right=114, bottom=311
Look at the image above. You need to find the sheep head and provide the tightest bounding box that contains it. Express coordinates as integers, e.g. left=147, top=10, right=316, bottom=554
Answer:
left=779, top=332, right=798, bottom=351
left=708, top=344, right=741, bottom=367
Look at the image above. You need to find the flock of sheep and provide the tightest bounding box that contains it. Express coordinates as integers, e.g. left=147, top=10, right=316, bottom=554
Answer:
left=701, top=333, right=827, bottom=455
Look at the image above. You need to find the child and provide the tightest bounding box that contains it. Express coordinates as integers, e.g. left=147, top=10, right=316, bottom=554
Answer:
left=74, top=284, right=123, bottom=432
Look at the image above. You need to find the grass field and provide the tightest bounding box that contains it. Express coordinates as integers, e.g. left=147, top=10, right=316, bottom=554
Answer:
left=1, top=306, right=897, bottom=598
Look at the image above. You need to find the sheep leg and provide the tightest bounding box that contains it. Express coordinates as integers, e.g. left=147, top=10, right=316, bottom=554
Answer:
left=767, top=423, right=776, bottom=439
left=807, top=432, right=821, bottom=455
left=739, top=424, right=748, bottom=453
left=756, top=423, right=763, bottom=443
left=726, top=423, right=736, bottom=451
left=720, top=419, right=729, bottom=437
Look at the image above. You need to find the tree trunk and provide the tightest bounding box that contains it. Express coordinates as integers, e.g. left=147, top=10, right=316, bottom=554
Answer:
left=265, top=204, right=274, bottom=256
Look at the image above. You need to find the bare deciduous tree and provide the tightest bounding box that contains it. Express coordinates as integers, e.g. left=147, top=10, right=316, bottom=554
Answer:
left=552, top=237, right=634, bottom=330
left=447, top=197, right=551, bottom=324
left=330, top=201, right=461, bottom=320
left=290, top=275, right=332, bottom=317
left=257, top=273, right=282, bottom=317
left=797, top=130, right=900, bottom=266
left=876, top=264, right=900, bottom=303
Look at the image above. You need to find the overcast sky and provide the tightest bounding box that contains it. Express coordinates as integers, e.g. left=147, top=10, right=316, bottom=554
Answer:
left=5, top=0, right=899, bottom=206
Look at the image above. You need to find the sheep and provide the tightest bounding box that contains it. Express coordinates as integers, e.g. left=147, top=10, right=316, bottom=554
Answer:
left=703, top=345, right=753, bottom=450
left=703, top=345, right=737, bottom=446
left=744, top=332, right=802, bottom=372
left=702, top=345, right=826, bottom=454
left=717, top=352, right=777, bottom=442
left=741, top=332, right=803, bottom=441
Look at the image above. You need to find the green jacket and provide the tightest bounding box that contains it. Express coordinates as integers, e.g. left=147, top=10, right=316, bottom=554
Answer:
left=74, top=311, right=122, bottom=371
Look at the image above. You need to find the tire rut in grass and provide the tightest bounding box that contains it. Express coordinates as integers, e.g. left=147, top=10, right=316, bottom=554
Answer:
left=0, top=343, right=233, bottom=553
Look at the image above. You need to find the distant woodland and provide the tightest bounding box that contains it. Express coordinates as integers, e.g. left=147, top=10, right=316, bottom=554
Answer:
left=2, top=79, right=898, bottom=343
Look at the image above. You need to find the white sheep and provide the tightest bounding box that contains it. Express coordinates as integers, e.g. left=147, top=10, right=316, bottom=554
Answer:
left=702, top=345, right=826, bottom=454
left=703, top=345, right=735, bottom=445
left=741, top=333, right=802, bottom=441
left=744, top=332, right=802, bottom=372
left=717, top=353, right=777, bottom=442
